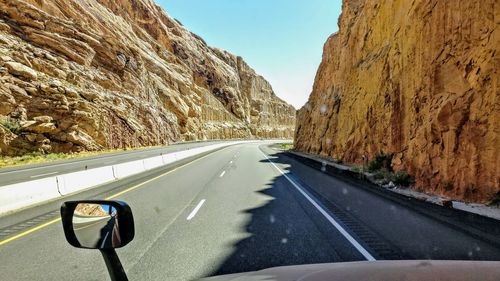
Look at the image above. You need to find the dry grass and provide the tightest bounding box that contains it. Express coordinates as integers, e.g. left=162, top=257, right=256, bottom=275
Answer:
left=0, top=145, right=164, bottom=169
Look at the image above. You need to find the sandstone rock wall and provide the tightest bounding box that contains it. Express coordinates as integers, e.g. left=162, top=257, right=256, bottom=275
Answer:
left=295, top=0, right=499, bottom=202
left=0, top=0, right=295, bottom=155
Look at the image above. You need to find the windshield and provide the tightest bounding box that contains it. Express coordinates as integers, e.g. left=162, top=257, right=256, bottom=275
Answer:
left=0, top=0, right=498, bottom=280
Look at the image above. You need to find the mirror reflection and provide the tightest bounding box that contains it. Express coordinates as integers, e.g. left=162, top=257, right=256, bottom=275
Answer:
left=72, top=203, right=121, bottom=249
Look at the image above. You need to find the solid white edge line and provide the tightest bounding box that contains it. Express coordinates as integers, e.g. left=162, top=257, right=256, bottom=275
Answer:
left=261, top=151, right=376, bottom=261
left=29, top=171, right=58, bottom=178
left=219, top=171, right=226, bottom=178
left=187, top=199, right=206, bottom=220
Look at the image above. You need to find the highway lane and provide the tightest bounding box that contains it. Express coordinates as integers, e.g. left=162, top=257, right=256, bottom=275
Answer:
left=73, top=215, right=114, bottom=248
left=0, top=142, right=499, bottom=281
left=0, top=140, right=225, bottom=186
left=0, top=142, right=356, bottom=280
left=265, top=146, right=500, bottom=260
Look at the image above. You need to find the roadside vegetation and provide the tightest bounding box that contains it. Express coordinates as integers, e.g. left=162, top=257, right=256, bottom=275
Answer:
left=0, top=116, right=21, bottom=134
left=487, top=192, right=500, bottom=207
left=367, top=152, right=392, bottom=172
left=347, top=152, right=413, bottom=187
left=0, top=152, right=73, bottom=168
left=278, top=143, right=294, bottom=150
left=350, top=165, right=363, bottom=173
left=367, top=153, right=413, bottom=187
left=374, top=169, right=412, bottom=187
left=0, top=146, right=161, bottom=169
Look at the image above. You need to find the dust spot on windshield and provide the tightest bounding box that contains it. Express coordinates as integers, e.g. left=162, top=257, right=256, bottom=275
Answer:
left=269, top=214, right=275, bottom=223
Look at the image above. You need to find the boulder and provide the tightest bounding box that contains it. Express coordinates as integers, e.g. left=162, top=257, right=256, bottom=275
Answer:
left=21, top=119, right=57, bottom=134
left=4, top=62, right=37, bottom=80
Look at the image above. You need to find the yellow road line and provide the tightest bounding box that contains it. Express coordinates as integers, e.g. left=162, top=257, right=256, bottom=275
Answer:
left=0, top=147, right=229, bottom=247
left=105, top=148, right=222, bottom=200
left=0, top=217, right=61, bottom=247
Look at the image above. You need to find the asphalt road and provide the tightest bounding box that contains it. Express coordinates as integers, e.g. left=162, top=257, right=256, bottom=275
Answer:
left=0, top=142, right=499, bottom=281
left=0, top=140, right=225, bottom=186
left=73, top=215, right=114, bottom=248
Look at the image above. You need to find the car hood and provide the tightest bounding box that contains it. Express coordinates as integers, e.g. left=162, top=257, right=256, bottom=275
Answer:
left=197, top=260, right=500, bottom=281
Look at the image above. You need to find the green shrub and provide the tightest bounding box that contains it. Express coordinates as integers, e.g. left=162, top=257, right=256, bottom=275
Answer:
left=350, top=166, right=362, bottom=173
left=0, top=117, right=21, bottom=134
left=393, top=170, right=412, bottom=187
left=374, top=168, right=391, bottom=180
left=279, top=143, right=293, bottom=150
left=487, top=192, right=500, bottom=207
left=372, top=168, right=413, bottom=187
left=367, top=152, right=392, bottom=172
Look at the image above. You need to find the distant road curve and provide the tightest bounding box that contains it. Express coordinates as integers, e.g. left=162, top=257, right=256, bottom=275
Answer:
left=0, top=139, right=289, bottom=186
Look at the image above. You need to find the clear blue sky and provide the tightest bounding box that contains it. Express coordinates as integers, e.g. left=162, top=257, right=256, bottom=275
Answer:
left=157, top=0, right=342, bottom=108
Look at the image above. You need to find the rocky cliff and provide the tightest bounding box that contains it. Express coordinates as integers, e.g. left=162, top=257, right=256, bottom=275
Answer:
left=295, top=0, right=499, bottom=202
left=0, top=0, right=295, bottom=155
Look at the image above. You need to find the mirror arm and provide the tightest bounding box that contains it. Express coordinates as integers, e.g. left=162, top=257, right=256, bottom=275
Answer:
left=100, top=249, right=129, bottom=281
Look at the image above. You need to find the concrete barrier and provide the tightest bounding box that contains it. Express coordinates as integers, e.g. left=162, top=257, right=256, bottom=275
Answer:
left=177, top=149, right=196, bottom=159
left=113, top=159, right=146, bottom=179
left=142, top=156, right=164, bottom=170
left=57, top=166, right=116, bottom=196
left=0, top=177, right=60, bottom=215
left=162, top=152, right=179, bottom=165
left=0, top=141, right=248, bottom=216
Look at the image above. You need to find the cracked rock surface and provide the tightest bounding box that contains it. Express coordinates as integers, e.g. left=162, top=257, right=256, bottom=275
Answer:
left=0, top=0, right=295, bottom=156
left=294, top=0, right=499, bottom=202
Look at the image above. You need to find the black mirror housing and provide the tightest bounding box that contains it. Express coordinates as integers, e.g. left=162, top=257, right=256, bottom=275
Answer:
left=61, top=200, right=135, bottom=249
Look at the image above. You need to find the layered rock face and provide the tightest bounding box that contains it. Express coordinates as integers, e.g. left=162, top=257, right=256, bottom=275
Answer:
left=295, top=0, right=499, bottom=202
left=0, top=0, right=295, bottom=155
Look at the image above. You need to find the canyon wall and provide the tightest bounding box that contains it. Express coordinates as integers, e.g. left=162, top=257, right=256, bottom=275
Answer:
left=295, top=0, right=499, bottom=202
left=0, top=0, right=295, bottom=156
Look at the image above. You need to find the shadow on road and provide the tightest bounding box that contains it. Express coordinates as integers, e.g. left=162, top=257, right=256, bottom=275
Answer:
left=208, top=154, right=344, bottom=277
left=208, top=148, right=500, bottom=277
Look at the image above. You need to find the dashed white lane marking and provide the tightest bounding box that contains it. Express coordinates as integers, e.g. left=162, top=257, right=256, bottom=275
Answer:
left=29, top=171, right=58, bottom=178
left=187, top=199, right=206, bottom=221
left=219, top=171, right=226, bottom=178
left=260, top=151, right=376, bottom=261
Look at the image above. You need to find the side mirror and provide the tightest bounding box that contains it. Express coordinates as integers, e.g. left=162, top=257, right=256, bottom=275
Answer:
left=61, top=200, right=135, bottom=249
left=61, top=200, right=134, bottom=281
